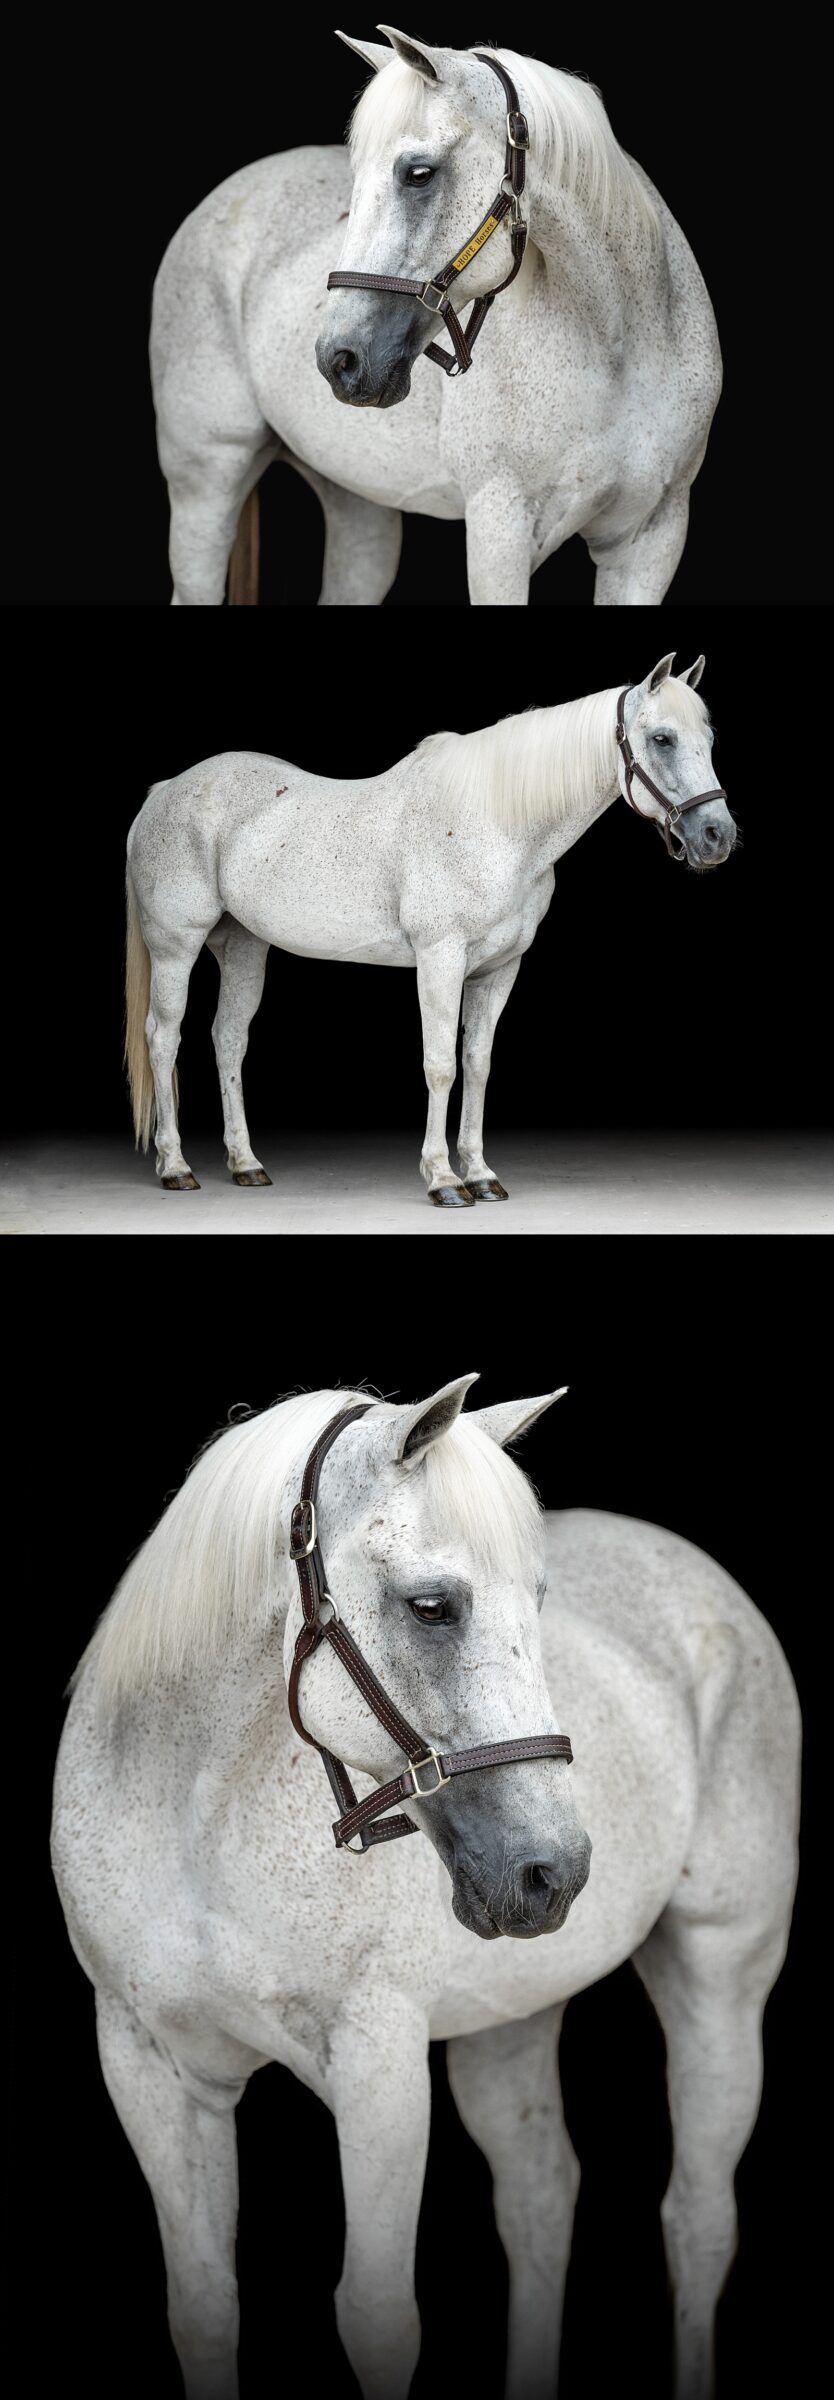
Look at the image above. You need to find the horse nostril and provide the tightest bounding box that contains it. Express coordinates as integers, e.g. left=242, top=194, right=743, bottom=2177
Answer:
left=703, top=822, right=721, bottom=846
left=331, top=348, right=358, bottom=383
left=522, top=1857, right=563, bottom=1898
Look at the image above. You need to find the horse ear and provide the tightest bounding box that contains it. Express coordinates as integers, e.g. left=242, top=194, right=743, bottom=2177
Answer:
left=469, top=1391, right=568, bottom=1449
left=645, top=654, right=676, bottom=693
left=376, top=24, right=442, bottom=80
left=335, top=31, right=392, bottom=72
left=382, top=1374, right=480, bottom=1465
left=678, top=655, right=706, bottom=690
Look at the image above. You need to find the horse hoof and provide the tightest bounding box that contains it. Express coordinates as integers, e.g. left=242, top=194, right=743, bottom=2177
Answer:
left=466, top=1179, right=509, bottom=1202
left=162, top=1172, right=201, bottom=1190
left=233, top=1169, right=273, bottom=1187
left=429, top=1184, right=475, bottom=1207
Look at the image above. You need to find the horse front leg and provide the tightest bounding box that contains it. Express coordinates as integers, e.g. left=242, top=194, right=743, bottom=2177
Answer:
left=414, top=940, right=473, bottom=1206
left=589, top=482, right=691, bottom=604
left=95, top=1992, right=244, bottom=2400
left=464, top=482, right=533, bottom=605
left=458, top=957, right=521, bottom=1200
left=330, top=1985, right=431, bottom=2400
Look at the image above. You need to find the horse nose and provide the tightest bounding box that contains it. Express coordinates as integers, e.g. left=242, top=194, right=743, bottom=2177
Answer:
left=515, top=1837, right=592, bottom=1925
left=320, top=342, right=363, bottom=396
left=702, top=820, right=724, bottom=850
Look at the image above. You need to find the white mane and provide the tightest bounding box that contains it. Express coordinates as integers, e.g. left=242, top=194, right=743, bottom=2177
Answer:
left=349, top=44, right=660, bottom=242
left=411, top=681, right=709, bottom=833
left=71, top=1390, right=544, bottom=1716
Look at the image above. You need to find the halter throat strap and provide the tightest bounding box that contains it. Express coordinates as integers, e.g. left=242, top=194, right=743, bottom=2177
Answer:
left=287, top=1403, right=573, bottom=1854
left=326, top=52, right=529, bottom=378
left=615, top=687, right=728, bottom=861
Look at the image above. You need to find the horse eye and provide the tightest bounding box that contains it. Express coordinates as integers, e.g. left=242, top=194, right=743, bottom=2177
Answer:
left=653, top=731, right=672, bottom=746
left=409, top=1596, right=450, bottom=1624
left=406, top=165, right=435, bottom=186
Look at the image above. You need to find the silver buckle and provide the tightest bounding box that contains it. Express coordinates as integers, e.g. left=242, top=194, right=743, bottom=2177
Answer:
left=407, top=1750, right=450, bottom=1800
left=506, top=111, right=529, bottom=150
left=418, top=281, right=446, bottom=313
left=289, top=1499, right=317, bottom=1559
left=318, top=1591, right=340, bottom=1626
left=499, top=177, right=525, bottom=228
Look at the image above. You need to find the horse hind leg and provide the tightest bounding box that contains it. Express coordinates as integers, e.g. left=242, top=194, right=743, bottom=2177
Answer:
left=143, top=928, right=208, bottom=1188
left=447, top=2005, right=577, bottom=2400
left=206, top=918, right=271, bottom=1184
left=632, top=1898, right=796, bottom=2399
left=95, top=1991, right=243, bottom=2400
left=286, top=452, right=403, bottom=605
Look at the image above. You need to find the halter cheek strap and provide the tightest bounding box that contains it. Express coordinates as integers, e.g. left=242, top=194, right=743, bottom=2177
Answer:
left=615, top=688, right=729, bottom=861
left=327, top=52, right=529, bottom=379
left=287, top=1404, right=573, bottom=1855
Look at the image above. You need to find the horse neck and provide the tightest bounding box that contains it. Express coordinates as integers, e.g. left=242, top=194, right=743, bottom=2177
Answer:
left=527, top=181, right=662, bottom=347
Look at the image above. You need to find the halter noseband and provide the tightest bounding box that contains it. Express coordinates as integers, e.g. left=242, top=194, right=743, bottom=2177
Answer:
left=326, top=53, right=529, bottom=378
left=615, top=688, right=729, bottom=861
left=287, top=1403, right=573, bottom=1854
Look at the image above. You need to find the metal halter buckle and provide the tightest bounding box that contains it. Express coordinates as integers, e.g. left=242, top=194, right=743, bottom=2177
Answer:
left=406, top=1750, right=451, bottom=1800
left=289, top=1500, right=317, bottom=1559
left=418, top=281, right=447, bottom=313
left=318, top=1592, right=340, bottom=1626
left=506, top=111, right=529, bottom=150
left=499, top=177, right=525, bottom=227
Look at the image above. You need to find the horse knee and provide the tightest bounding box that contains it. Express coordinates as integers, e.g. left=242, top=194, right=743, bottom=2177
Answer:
left=424, top=1054, right=455, bottom=1095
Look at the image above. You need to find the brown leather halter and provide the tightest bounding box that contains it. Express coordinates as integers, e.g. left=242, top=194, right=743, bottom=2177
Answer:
left=616, top=688, right=729, bottom=861
left=327, top=53, right=529, bottom=378
left=287, top=1402, right=573, bottom=1853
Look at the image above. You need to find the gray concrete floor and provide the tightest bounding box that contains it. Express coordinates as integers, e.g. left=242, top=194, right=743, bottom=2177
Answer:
left=2, top=1133, right=831, bottom=1232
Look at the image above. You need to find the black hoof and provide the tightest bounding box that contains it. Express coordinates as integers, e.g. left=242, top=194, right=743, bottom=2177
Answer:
left=162, top=1172, right=201, bottom=1191
left=466, top=1179, right=509, bottom=1202
left=429, top=1184, right=475, bottom=1207
left=233, top=1169, right=273, bottom=1187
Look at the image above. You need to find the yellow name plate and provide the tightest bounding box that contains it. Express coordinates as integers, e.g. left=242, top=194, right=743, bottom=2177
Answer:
left=452, top=216, right=499, bottom=274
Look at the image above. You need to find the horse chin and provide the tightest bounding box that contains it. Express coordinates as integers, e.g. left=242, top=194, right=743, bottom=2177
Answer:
left=451, top=1866, right=502, bottom=1940
left=377, top=364, right=412, bottom=407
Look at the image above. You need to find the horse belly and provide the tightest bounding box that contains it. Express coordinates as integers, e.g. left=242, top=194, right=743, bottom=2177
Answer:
left=219, top=803, right=412, bottom=965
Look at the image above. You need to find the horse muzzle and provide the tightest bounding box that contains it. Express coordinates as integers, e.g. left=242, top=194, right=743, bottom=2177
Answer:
left=315, top=330, right=414, bottom=408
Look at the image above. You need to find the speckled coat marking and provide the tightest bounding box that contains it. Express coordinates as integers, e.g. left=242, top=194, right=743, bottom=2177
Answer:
left=52, top=1382, right=799, bottom=2400
left=150, top=36, right=722, bottom=607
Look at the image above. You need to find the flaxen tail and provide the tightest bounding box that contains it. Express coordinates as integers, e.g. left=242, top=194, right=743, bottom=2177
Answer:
left=125, top=865, right=155, bottom=1150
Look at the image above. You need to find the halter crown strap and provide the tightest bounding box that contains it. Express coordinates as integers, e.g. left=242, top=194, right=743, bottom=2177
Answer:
left=287, top=1402, right=573, bottom=1856
left=327, top=51, right=529, bottom=378
left=615, top=688, right=728, bottom=860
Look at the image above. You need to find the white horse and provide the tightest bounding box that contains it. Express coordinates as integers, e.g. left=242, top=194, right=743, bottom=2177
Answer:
left=150, top=29, right=722, bottom=607
left=51, top=1378, right=800, bottom=2400
left=123, top=653, right=735, bottom=1201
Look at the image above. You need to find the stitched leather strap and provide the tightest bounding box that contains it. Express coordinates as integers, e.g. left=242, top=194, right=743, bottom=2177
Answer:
left=327, top=51, right=529, bottom=378
left=287, top=1402, right=575, bottom=1858
left=615, top=688, right=728, bottom=859
left=332, top=1733, right=574, bottom=1850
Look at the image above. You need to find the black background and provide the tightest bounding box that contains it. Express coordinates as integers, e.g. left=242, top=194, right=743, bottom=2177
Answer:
left=10, top=618, right=827, bottom=1140
left=10, top=1286, right=819, bottom=2396
left=15, top=11, right=820, bottom=605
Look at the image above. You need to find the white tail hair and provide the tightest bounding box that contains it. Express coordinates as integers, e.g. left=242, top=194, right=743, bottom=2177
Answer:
left=124, top=865, right=154, bottom=1150
left=124, top=787, right=179, bottom=1152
